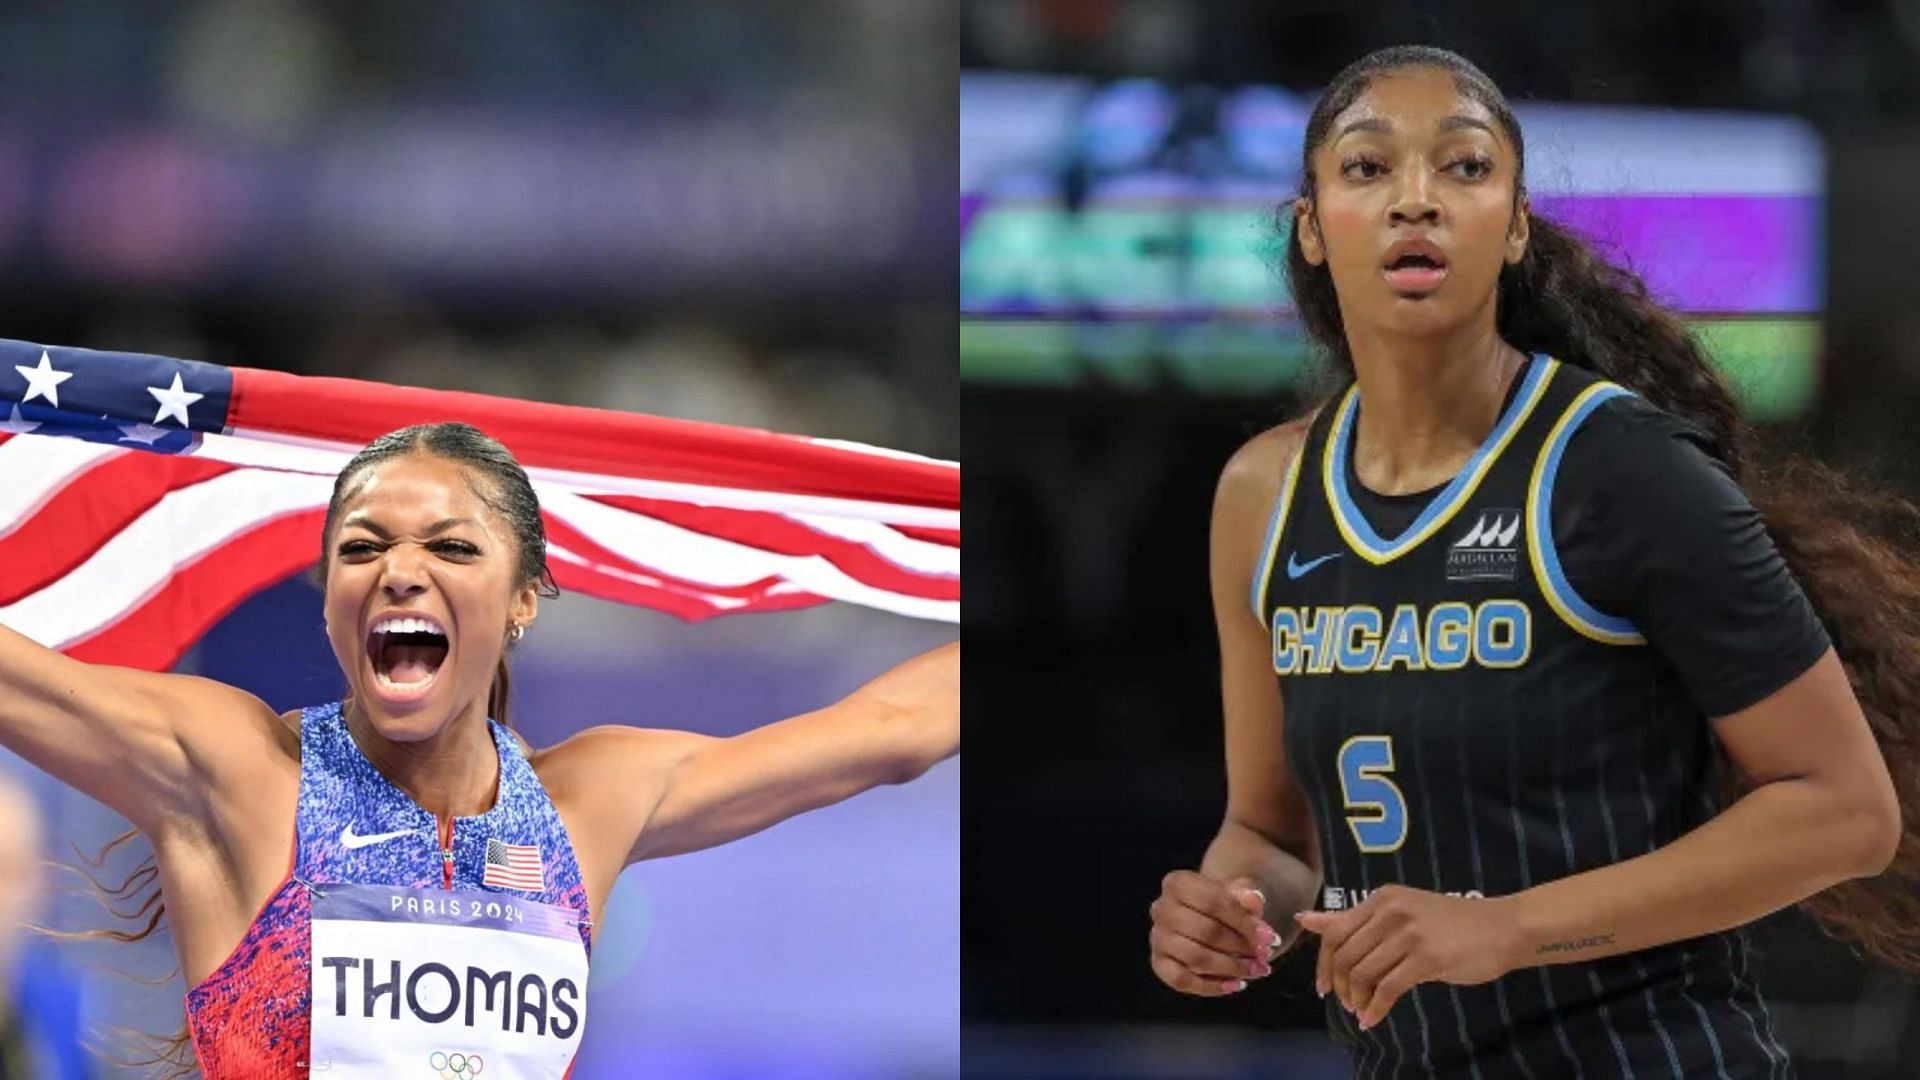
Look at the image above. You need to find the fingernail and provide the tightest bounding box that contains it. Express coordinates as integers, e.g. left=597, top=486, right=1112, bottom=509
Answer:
left=1315, top=981, right=1327, bottom=998
left=1258, top=924, right=1279, bottom=945
left=1247, top=960, right=1271, bottom=978
left=1224, top=980, right=1246, bottom=994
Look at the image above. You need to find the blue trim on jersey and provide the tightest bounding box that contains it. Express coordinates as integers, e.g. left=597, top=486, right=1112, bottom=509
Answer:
left=1250, top=445, right=1306, bottom=624
left=1250, top=480, right=1286, bottom=621
left=1529, top=383, right=1645, bottom=644
left=1326, top=354, right=1553, bottom=564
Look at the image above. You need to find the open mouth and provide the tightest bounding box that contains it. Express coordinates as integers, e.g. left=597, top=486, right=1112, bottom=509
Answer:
left=1382, top=252, right=1448, bottom=293
left=366, top=616, right=451, bottom=700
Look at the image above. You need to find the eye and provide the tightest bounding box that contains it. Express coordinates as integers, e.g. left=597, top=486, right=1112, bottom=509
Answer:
left=1340, top=155, right=1385, bottom=180
left=1448, top=155, right=1493, bottom=179
left=434, top=540, right=479, bottom=557
left=337, top=540, right=378, bottom=557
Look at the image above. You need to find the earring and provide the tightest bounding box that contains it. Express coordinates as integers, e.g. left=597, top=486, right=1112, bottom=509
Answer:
left=509, top=624, right=525, bottom=642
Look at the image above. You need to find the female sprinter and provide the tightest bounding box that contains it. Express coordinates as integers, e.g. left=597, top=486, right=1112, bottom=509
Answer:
left=1147, top=46, right=1917, bottom=1076
left=0, top=421, right=958, bottom=1077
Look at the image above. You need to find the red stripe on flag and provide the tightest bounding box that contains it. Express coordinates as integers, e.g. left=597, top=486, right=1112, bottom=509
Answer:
left=541, top=514, right=804, bottom=602
left=895, top=525, right=960, bottom=547
left=227, top=367, right=958, bottom=510
left=586, top=496, right=958, bottom=601
left=0, top=454, right=237, bottom=605
left=548, top=557, right=828, bottom=624
left=63, top=509, right=326, bottom=671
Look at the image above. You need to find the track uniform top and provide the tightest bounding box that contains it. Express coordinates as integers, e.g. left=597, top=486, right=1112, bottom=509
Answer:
left=186, top=701, right=593, bottom=1078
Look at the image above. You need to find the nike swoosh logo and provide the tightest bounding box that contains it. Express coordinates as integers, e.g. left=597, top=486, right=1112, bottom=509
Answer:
left=340, top=825, right=415, bottom=850
left=1285, top=551, right=1342, bottom=580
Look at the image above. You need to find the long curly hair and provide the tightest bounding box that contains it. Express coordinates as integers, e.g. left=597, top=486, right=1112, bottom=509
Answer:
left=1284, top=45, right=1920, bottom=972
left=61, top=421, right=560, bottom=1076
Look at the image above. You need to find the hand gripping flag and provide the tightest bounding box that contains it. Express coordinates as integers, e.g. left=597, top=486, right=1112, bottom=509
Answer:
left=0, top=340, right=958, bottom=671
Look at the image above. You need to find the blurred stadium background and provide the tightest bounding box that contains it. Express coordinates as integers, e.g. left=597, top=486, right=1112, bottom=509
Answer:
left=0, top=2, right=957, bottom=1078
left=963, top=2, right=1919, bottom=1078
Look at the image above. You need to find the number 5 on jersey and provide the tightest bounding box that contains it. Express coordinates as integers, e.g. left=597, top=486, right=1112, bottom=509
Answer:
left=1337, top=735, right=1408, bottom=853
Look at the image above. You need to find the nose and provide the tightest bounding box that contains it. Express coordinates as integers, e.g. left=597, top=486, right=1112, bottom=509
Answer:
left=377, top=546, right=431, bottom=600
left=1388, top=165, right=1440, bottom=226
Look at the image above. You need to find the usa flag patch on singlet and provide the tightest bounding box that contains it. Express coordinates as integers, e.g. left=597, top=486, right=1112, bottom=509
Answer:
left=484, top=839, right=545, bottom=891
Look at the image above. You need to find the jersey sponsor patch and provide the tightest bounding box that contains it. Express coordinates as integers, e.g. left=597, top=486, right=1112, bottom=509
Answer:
left=1446, top=509, right=1521, bottom=583
left=1322, top=885, right=1486, bottom=910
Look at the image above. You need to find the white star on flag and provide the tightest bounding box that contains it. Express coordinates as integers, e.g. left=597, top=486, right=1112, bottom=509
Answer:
left=0, top=403, right=39, bottom=434
left=116, top=422, right=169, bottom=445
left=146, top=372, right=205, bottom=428
left=14, top=350, right=73, bottom=408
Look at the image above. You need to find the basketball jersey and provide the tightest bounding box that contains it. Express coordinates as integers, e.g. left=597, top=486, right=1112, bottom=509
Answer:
left=1255, top=355, right=1793, bottom=1078
left=185, top=701, right=593, bottom=1078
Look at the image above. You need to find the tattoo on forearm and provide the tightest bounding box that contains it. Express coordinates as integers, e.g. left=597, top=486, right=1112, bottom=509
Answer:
left=1536, top=933, right=1616, bottom=957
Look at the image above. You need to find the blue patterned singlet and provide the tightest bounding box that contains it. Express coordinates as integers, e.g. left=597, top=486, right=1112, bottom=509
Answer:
left=184, top=701, right=593, bottom=1078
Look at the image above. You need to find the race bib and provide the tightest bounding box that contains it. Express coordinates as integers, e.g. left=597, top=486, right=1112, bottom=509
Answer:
left=308, top=883, right=589, bottom=1078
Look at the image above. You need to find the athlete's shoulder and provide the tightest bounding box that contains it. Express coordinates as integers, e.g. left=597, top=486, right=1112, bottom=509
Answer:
left=1547, top=382, right=1742, bottom=548
left=1559, top=384, right=1723, bottom=468
left=1213, top=405, right=1329, bottom=612
left=1216, top=403, right=1326, bottom=515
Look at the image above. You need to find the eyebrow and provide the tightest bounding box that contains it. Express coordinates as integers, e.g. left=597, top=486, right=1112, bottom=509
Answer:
left=340, top=516, right=475, bottom=540
left=1335, top=114, right=1497, bottom=140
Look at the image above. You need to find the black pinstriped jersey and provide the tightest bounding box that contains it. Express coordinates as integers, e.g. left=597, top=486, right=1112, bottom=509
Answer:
left=1255, top=354, right=1829, bottom=1079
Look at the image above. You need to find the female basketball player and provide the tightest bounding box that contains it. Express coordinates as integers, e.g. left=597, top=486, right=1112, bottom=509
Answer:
left=0, top=421, right=959, bottom=1077
left=1147, top=46, right=1916, bottom=1075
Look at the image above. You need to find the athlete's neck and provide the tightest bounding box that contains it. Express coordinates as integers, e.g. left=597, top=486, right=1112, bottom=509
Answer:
left=1343, top=323, right=1527, bottom=496
left=341, top=697, right=501, bottom=821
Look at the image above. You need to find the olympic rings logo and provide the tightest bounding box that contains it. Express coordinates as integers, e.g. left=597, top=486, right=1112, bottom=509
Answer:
left=428, top=1050, right=484, bottom=1078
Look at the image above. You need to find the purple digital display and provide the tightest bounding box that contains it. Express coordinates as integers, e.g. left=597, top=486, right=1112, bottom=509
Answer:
left=1534, top=195, right=1819, bottom=313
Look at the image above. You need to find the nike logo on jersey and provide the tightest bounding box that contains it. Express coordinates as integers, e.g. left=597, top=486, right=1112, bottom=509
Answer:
left=340, top=824, right=415, bottom=850
left=1286, top=550, right=1342, bottom=580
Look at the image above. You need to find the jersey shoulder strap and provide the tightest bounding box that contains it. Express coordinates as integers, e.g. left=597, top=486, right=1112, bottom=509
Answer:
left=1522, top=361, right=1646, bottom=645
left=1248, top=392, right=1347, bottom=621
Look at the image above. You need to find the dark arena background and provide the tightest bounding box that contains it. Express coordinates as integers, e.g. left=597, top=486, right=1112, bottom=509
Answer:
left=962, top=2, right=1920, bottom=1077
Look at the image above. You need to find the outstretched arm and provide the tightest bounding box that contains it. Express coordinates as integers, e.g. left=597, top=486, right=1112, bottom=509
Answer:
left=549, top=641, right=958, bottom=865
left=0, top=619, right=283, bottom=834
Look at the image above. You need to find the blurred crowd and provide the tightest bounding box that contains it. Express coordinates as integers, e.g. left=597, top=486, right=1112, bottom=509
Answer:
left=0, top=0, right=956, bottom=461
left=962, top=0, right=1920, bottom=120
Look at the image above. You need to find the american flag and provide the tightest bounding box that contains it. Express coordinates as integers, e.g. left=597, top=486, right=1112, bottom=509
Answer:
left=0, top=339, right=958, bottom=671
left=483, top=837, right=546, bottom=892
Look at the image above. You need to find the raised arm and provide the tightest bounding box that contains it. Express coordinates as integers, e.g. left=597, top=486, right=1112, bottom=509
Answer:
left=1149, top=419, right=1323, bottom=998
left=543, top=641, right=957, bottom=867
left=0, top=619, right=283, bottom=834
